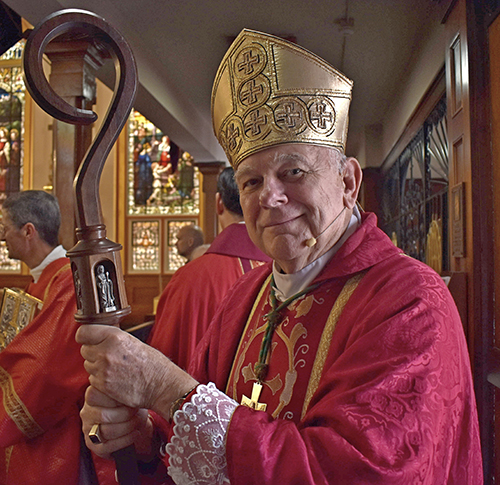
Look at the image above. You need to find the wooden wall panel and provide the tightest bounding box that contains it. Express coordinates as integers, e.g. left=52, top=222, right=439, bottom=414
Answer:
left=446, top=0, right=497, bottom=481
left=122, top=274, right=172, bottom=328
left=489, top=4, right=500, bottom=385
left=0, top=275, right=32, bottom=290
left=488, top=9, right=500, bottom=483
left=445, top=0, right=474, bottom=338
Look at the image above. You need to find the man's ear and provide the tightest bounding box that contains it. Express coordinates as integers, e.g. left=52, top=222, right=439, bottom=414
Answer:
left=215, top=192, right=224, bottom=216
left=342, top=157, right=363, bottom=210
left=23, top=222, right=37, bottom=240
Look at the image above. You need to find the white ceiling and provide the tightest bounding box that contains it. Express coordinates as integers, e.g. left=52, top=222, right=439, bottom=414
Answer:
left=6, top=0, right=450, bottom=165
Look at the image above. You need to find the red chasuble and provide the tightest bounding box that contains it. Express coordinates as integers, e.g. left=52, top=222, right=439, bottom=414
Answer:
left=0, top=258, right=120, bottom=485
left=148, top=223, right=270, bottom=370
left=0, top=258, right=86, bottom=483
left=183, top=212, right=482, bottom=484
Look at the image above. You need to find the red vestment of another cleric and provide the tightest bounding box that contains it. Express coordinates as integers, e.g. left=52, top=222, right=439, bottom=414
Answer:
left=179, top=212, right=483, bottom=484
left=148, top=223, right=270, bottom=370
left=0, top=258, right=87, bottom=484
left=0, top=258, right=121, bottom=485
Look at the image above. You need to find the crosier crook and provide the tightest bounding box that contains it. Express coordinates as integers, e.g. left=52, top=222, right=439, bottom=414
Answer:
left=23, top=9, right=139, bottom=485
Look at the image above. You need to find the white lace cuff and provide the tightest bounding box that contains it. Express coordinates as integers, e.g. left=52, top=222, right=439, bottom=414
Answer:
left=166, top=382, right=238, bottom=485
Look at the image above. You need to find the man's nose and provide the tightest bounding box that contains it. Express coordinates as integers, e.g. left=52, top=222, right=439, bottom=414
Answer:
left=259, top=178, right=287, bottom=208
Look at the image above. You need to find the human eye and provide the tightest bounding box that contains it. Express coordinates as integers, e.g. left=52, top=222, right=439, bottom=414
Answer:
left=282, top=167, right=307, bottom=181
left=241, top=177, right=261, bottom=191
left=236, top=172, right=261, bottom=192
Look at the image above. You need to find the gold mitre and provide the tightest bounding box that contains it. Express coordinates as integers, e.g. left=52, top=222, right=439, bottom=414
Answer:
left=211, top=29, right=353, bottom=168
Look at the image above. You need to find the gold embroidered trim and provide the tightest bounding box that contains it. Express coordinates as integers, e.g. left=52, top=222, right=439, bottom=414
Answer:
left=237, top=257, right=245, bottom=276
left=301, top=272, right=365, bottom=419
left=43, top=263, right=71, bottom=302
left=226, top=274, right=273, bottom=398
left=0, top=365, right=44, bottom=439
left=5, top=446, right=13, bottom=472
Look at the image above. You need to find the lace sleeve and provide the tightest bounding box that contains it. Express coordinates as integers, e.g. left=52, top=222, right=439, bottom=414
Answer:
left=166, top=382, right=238, bottom=485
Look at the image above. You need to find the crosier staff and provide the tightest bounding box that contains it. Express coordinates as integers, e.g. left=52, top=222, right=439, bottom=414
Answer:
left=22, top=9, right=139, bottom=485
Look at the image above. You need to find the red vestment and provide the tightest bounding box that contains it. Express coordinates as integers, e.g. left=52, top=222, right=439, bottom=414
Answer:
left=148, top=223, right=270, bottom=370
left=179, top=212, right=483, bottom=484
left=0, top=258, right=86, bottom=483
left=0, top=258, right=119, bottom=485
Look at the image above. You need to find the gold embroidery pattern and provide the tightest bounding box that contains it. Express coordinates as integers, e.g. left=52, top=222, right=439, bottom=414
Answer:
left=5, top=445, right=13, bottom=473
left=43, top=263, right=71, bottom=302
left=0, top=365, right=44, bottom=439
left=301, top=272, right=365, bottom=419
left=292, top=294, right=316, bottom=319
left=226, top=274, right=273, bottom=399
left=237, top=258, right=245, bottom=276
left=272, top=321, right=308, bottom=418
left=232, top=284, right=321, bottom=419
left=250, top=259, right=267, bottom=269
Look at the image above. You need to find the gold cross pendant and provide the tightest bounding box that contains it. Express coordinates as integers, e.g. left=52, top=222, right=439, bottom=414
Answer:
left=241, top=382, right=267, bottom=411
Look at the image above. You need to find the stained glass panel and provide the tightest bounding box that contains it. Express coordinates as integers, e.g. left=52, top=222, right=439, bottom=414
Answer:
left=0, top=243, right=21, bottom=272
left=165, top=220, right=196, bottom=273
left=0, top=40, right=24, bottom=273
left=0, top=41, right=25, bottom=209
left=130, top=220, right=160, bottom=272
left=1, top=41, right=24, bottom=61
left=127, top=110, right=200, bottom=216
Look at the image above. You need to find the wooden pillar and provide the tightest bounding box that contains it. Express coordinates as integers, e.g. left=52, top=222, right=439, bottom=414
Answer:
left=360, top=167, right=382, bottom=216
left=195, top=161, right=225, bottom=243
left=45, top=40, right=104, bottom=249
left=445, top=0, right=496, bottom=481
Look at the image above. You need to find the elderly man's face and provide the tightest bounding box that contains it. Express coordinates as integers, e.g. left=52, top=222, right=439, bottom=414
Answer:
left=236, top=144, right=355, bottom=273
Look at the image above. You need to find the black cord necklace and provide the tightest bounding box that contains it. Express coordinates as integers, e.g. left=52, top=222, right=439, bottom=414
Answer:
left=254, top=275, right=321, bottom=382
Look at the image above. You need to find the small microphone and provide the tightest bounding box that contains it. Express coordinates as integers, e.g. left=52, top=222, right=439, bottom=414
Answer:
left=305, top=237, right=317, bottom=248
left=305, top=206, right=347, bottom=248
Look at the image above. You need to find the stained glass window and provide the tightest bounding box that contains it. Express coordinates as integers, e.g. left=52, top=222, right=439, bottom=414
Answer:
left=129, top=219, right=198, bottom=273
left=0, top=40, right=25, bottom=273
left=0, top=40, right=24, bottom=207
left=127, top=110, right=199, bottom=216
left=130, top=220, right=160, bottom=272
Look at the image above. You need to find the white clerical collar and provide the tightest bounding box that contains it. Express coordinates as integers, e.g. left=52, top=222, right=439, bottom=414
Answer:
left=273, top=206, right=361, bottom=302
left=30, top=245, right=67, bottom=283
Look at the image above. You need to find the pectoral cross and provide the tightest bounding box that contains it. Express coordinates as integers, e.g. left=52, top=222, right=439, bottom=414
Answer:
left=241, top=382, right=267, bottom=411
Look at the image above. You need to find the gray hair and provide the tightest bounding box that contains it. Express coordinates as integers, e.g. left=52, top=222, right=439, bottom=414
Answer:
left=3, top=190, right=61, bottom=247
left=329, top=147, right=347, bottom=174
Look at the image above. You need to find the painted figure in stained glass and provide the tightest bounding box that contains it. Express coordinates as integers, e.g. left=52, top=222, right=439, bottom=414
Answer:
left=0, top=127, right=8, bottom=195
left=7, top=128, right=20, bottom=194
left=177, top=152, right=195, bottom=199
left=127, top=111, right=199, bottom=215
left=133, top=127, right=154, bottom=205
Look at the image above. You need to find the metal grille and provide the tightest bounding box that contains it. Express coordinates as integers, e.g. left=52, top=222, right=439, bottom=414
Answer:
left=380, top=96, right=448, bottom=272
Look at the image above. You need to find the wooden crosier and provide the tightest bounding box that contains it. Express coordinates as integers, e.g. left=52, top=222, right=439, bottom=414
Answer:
left=23, top=9, right=139, bottom=485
